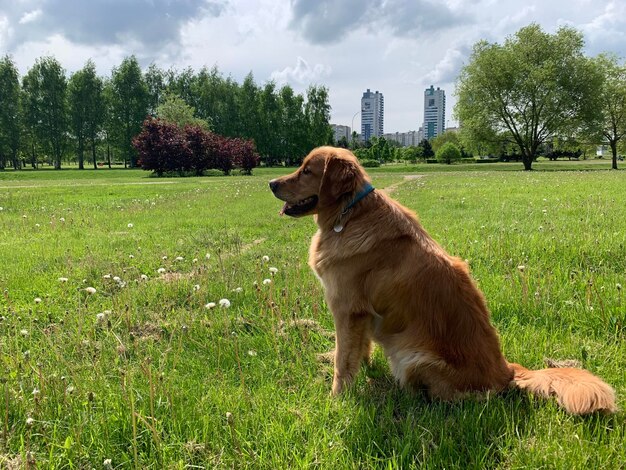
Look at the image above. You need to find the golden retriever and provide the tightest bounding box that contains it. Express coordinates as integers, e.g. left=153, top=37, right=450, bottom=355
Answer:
left=270, top=146, right=616, bottom=414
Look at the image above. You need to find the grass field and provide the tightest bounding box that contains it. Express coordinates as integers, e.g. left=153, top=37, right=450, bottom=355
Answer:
left=0, top=161, right=625, bottom=468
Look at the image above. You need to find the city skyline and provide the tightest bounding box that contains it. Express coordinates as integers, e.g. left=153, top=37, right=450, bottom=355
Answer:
left=1, top=1, right=625, bottom=132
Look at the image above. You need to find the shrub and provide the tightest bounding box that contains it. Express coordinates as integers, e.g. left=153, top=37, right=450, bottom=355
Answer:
left=133, top=118, right=191, bottom=176
left=436, top=142, right=462, bottom=164
left=360, top=159, right=381, bottom=167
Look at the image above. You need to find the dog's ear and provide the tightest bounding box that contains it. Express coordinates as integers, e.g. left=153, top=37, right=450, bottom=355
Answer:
left=318, top=154, right=358, bottom=206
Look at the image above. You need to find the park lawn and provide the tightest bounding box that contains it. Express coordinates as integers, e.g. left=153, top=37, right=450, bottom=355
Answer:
left=0, top=164, right=624, bottom=468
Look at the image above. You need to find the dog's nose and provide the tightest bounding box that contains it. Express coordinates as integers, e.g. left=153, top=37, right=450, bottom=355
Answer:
left=269, top=179, right=279, bottom=193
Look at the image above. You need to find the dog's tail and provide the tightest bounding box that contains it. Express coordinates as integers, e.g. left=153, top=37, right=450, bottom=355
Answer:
left=508, top=362, right=617, bottom=415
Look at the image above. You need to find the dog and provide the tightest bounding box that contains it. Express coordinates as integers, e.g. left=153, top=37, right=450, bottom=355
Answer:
left=270, top=146, right=616, bottom=414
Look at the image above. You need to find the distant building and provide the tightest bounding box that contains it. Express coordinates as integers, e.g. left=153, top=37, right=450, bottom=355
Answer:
left=417, top=126, right=424, bottom=143
left=423, top=85, right=445, bottom=140
left=361, top=89, right=384, bottom=141
left=383, top=131, right=419, bottom=147
left=331, top=124, right=351, bottom=143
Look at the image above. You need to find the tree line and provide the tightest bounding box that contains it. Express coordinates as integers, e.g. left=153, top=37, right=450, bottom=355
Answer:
left=0, top=55, right=333, bottom=170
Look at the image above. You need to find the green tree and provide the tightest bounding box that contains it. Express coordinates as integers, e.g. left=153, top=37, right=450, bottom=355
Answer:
left=436, top=142, right=462, bottom=164
left=237, top=72, right=260, bottom=141
left=590, top=54, right=626, bottom=170
left=109, top=56, right=149, bottom=167
left=403, top=146, right=424, bottom=163
left=305, top=85, right=332, bottom=150
left=431, top=131, right=461, bottom=153
left=22, top=56, right=68, bottom=169
left=68, top=60, right=104, bottom=169
left=456, top=24, right=600, bottom=170
left=0, top=56, right=21, bottom=169
left=155, top=93, right=210, bottom=129
left=419, top=139, right=434, bottom=159
left=278, top=84, right=308, bottom=165
left=145, top=63, right=166, bottom=116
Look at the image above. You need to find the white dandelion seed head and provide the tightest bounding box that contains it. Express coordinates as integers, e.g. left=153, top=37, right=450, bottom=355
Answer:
left=129, top=254, right=134, bottom=259
left=127, top=223, right=134, bottom=228
left=20, top=329, right=28, bottom=336
left=22, top=214, right=27, bottom=218
left=175, top=256, right=184, bottom=261
left=247, top=350, right=257, bottom=357
left=205, top=302, right=216, bottom=309
left=219, top=298, right=231, bottom=308
left=157, top=268, right=166, bottom=274
left=225, top=411, right=233, bottom=423
left=192, top=258, right=198, bottom=263
left=140, top=274, right=148, bottom=280
left=58, top=277, right=68, bottom=283
left=262, top=278, right=272, bottom=285
left=59, top=217, right=65, bottom=222
left=162, top=255, right=168, bottom=260
left=96, top=312, right=106, bottom=323
left=113, top=276, right=121, bottom=282
left=103, top=458, right=113, bottom=469
left=84, top=287, right=97, bottom=295
left=66, top=385, right=75, bottom=394
left=517, top=265, right=526, bottom=273
left=262, top=255, right=269, bottom=262
left=0, top=207, right=3, bottom=211
left=103, top=274, right=111, bottom=280
left=233, top=287, right=243, bottom=293
left=35, top=223, right=40, bottom=227
left=269, top=267, right=278, bottom=274
left=26, top=417, right=35, bottom=426
left=32, top=388, right=40, bottom=396
left=34, top=297, right=42, bottom=304
left=205, top=253, right=211, bottom=260
left=193, top=284, right=201, bottom=291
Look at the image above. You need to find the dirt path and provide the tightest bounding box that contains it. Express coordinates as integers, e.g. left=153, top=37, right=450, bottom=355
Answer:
left=382, top=174, right=424, bottom=195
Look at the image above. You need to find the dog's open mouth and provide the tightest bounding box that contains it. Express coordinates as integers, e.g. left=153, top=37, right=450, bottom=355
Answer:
left=280, top=195, right=318, bottom=217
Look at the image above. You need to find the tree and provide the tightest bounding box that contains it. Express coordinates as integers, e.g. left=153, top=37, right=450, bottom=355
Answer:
left=156, top=93, right=210, bottom=130
left=436, top=142, right=462, bottom=164
left=403, top=146, right=424, bottom=163
left=418, top=139, right=434, bottom=159
left=68, top=60, right=104, bottom=169
left=456, top=24, right=600, bottom=170
left=431, top=131, right=461, bottom=153
left=22, top=56, right=68, bottom=169
left=305, top=85, right=333, bottom=150
left=110, top=56, right=149, bottom=167
left=133, top=118, right=191, bottom=176
left=237, top=72, right=260, bottom=141
left=590, top=54, right=626, bottom=170
left=279, top=84, right=308, bottom=165
left=0, top=56, right=21, bottom=169
left=257, top=81, right=282, bottom=164
left=145, top=63, right=166, bottom=116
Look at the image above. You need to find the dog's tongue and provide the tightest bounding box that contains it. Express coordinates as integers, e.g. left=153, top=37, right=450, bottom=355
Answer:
left=279, top=202, right=288, bottom=216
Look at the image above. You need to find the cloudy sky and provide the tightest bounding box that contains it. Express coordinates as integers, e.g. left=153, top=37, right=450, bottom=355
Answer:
left=1, top=0, right=625, bottom=133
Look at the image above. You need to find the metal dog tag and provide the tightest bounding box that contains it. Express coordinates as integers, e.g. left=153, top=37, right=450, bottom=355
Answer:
left=333, top=224, right=343, bottom=233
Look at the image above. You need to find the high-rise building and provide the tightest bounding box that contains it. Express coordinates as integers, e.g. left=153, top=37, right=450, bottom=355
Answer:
left=423, top=85, right=445, bottom=140
left=330, top=124, right=351, bottom=144
left=361, top=89, right=384, bottom=141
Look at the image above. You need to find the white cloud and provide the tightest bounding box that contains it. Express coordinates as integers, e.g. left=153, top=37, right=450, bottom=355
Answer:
left=271, top=57, right=332, bottom=85
left=18, top=9, right=42, bottom=25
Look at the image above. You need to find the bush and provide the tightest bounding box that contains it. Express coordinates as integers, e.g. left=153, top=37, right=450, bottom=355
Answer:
left=360, top=159, right=381, bottom=167
left=133, top=118, right=191, bottom=176
left=436, top=142, right=462, bottom=164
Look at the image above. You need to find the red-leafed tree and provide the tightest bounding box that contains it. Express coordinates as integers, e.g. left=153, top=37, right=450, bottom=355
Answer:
left=230, top=138, right=259, bottom=175
left=133, top=118, right=191, bottom=176
left=184, top=124, right=216, bottom=175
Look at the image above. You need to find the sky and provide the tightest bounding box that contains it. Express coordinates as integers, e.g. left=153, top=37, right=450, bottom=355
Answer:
left=1, top=0, right=625, bottom=133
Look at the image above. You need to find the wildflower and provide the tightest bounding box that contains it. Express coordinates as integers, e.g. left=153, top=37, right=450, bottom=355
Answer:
left=269, top=267, right=278, bottom=275
left=192, top=258, right=198, bottom=263
left=205, top=302, right=216, bottom=309
left=26, top=417, right=35, bottom=427
left=0, top=207, right=3, bottom=211
left=84, top=287, right=97, bottom=295
left=66, top=385, right=75, bottom=394
left=22, top=214, right=27, bottom=218
left=262, top=255, right=269, bottom=262
left=140, top=274, right=148, bottom=280
left=20, top=329, right=28, bottom=336
left=58, top=277, right=68, bottom=283
left=517, top=265, right=526, bottom=273
left=103, top=274, right=111, bottom=280
left=247, top=350, right=257, bottom=357
left=219, top=298, right=231, bottom=308
left=157, top=268, right=166, bottom=274
left=127, top=223, right=134, bottom=228
left=263, top=279, right=272, bottom=285
left=35, top=223, right=40, bottom=227
left=59, top=217, right=65, bottom=222
left=32, top=388, right=40, bottom=397
left=162, top=256, right=168, bottom=260
left=617, top=283, right=622, bottom=291
left=34, top=297, right=42, bottom=304
left=233, top=287, right=243, bottom=293
left=113, top=276, right=121, bottom=282
left=205, top=253, right=211, bottom=260
left=129, top=254, right=134, bottom=259
left=225, top=411, right=234, bottom=424
left=193, top=284, right=200, bottom=291
left=175, top=256, right=184, bottom=261
left=96, top=312, right=107, bottom=324
left=104, top=459, right=113, bottom=470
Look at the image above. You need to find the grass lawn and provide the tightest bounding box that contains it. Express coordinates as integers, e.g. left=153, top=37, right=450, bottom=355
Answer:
left=0, top=162, right=624, bottom=468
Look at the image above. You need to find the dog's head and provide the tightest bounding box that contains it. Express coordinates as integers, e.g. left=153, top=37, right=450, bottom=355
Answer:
left=269, top=146, right=366, bottom=218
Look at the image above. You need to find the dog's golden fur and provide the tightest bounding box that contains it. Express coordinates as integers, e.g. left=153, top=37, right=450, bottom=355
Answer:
left=270, top=146, right=616, bottom=414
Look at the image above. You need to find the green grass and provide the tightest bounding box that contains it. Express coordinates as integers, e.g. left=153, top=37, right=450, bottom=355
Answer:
left=0, top=164, right=624, bottom=468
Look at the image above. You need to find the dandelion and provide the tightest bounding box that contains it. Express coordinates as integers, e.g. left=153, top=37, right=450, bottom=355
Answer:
left=127, top=223, right=134, bottom=228
left=34, top=297, right=42, bottom=304
left=247, top=350, right=257, bottom=357
left=205, top=253, right=211, bottom=260
left=193, top=284, right=201, bottom=291
left=0, top=207, right=3, bottom=211
left=157, top=268, right=166, bottom=274
left=175, top=256, right=184, bottom=262
left=103, top=274, right=112, bottom=280
left=269, top=267, right=278, bottom=275
left=192, top=258, right=198, bottom=263
left=233, top=287, right=243, bottom=293
left=162, top=255, right=168, bottom=260
left=129, top=254, right=134, bottom=259
left=58, top=277, right=68, bottom=283
left=32, top=388, right=40, bottom=397
left=96, top=312, right=107, bottom=324
left=263, top=278, right=272, bottom=285
left=104, top=459, right=113, bottom=470
left=219, top=298, right=231, bottom=308
left=113, top=276, right=121, bottom=282
left=617, top=283, right=622, bottom=291
left=225, top=411, right=234, bottom=424
left=517, top=265, right=526, bottom=273
left=20, top=329, right=28, bottom=336
left=205, top=302, right=216, bottom=309
left=26, top=417, right=35, bottom=427
left=140, top=274, right=148, bottom=280
left=22, top=214, right=27, bottom=218
left=84, top=287, right=97, bottom=295
left=66, top=385, right=75, bottom=394
left=59, top=217, right=65, bottom=222
left=262, top=255, right=269, bottom=262
left=35, top=223, right=40, bottom=228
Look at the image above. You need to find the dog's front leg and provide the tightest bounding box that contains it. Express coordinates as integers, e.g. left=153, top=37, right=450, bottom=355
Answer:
left=331, top=310, right=372, bottom=395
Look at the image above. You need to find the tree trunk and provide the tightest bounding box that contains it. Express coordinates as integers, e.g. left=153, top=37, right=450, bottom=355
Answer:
left=92, top=139, right=97, bottom=169
left=107, top=143, right=112, bottom=168
left=610, top=140, right=618, bottom=170
left=522, top=154, right=533, bottom=171
left=78, top=140, right=84, bottom=169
